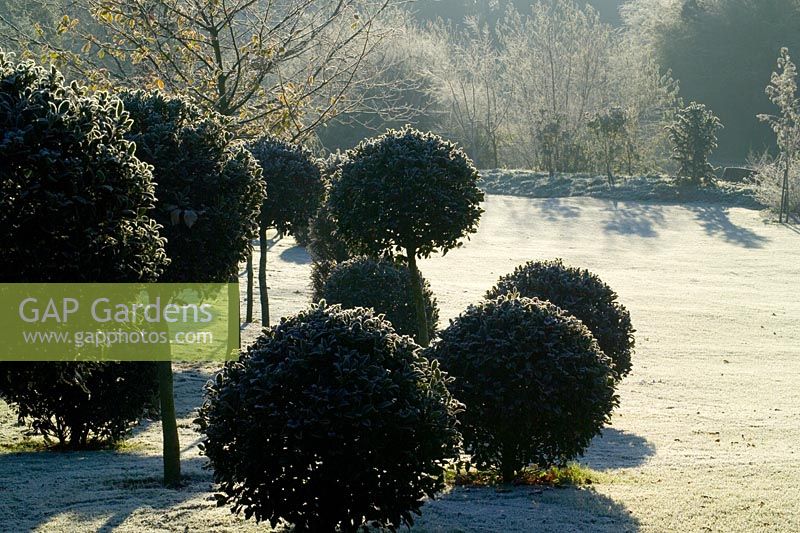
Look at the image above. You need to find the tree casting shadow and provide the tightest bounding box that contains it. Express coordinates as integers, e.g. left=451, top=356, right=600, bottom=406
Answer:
left=279, top=245, right=312, bottom=264
left=603, top=202, right=666, bottom=238
left=413, top=484, right=639, bottom=532
left=581, top=427, right=656, bottom=470
left=688, top=205, right=769, bottom=248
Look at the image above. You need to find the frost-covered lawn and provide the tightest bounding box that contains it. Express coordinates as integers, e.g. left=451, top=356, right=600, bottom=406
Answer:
left=1, top=195, right=799, bottom=532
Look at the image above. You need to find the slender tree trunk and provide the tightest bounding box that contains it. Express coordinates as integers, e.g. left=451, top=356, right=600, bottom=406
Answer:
left=780, top=157, right=790, bottom=223
left=245, top=251, right=254, bottom=323
left=157, top=360, right=181, bottom=487
left=259, top=226, right=269, bottom=326
left=501, top=442, right=518, bottom=484
left=228, top=277, right=241, bottom=358
left=406, top=250, right=430, bottom=347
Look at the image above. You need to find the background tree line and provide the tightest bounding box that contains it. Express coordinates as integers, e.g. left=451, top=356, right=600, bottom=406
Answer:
left=2, top=0, right=799, bottom=167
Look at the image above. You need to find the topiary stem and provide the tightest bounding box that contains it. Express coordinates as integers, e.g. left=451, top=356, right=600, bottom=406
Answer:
left=259, top=226, right=270, bottom=326
left=406, top=250, right=430, bottom=347
left=501, top=442, right=519, bottom=484
left=157, top=360, right=181, bottom=487
left=246, top=250, right=254, bottom=323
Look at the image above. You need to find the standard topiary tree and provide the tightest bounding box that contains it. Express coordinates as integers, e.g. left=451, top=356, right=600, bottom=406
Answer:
left=486, top=259, right=635, bottom=380
left=666, top=102, right=723, bottom=186
left=316, top=257, right=439, bottom=341
left=247, top=135, right=325, bottom=326
left=0, top=52, right=168, bottom=448
left=328, top=126, right=484, bottom=346
left=427, top=294, right=618, bottom=483
left=120, top=89, right=264, bottom=486
left=197, top=303, right=461, bottom=531
left=121, top=90, right=263, bottom=284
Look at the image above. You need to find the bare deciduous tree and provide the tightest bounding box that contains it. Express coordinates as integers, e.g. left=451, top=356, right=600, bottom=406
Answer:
left=426, top=19, right=512, bottom=168
left=2, top=0, right=407, bottom=140
left=420, top=0, right=678, bottom=172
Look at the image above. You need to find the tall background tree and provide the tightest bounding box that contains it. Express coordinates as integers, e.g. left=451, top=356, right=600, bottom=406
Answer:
left=667, top=102, right=723, bottom=186
left=758, top=48, right=800, bottom=222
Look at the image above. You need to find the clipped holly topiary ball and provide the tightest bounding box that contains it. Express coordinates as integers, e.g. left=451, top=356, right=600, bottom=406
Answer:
left=0, top=55, right=168, bottom=283
left=427, top=294, right=618, bottom=483
left=328, top=126, right=484, bottom=259
left=197, top=304, right=461, bottom=532
left=486, top=259, right=634, bottom=380
left=316, top=256, right=439, bottom=342
left=0, top=363, right=158, bottom=447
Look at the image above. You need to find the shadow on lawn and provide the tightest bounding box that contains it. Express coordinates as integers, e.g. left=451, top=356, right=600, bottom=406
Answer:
left=414, top=484, right=639, bottom=532
left=0, top=366, right=235, bottom=531
left=688, top=205, right=769, bottom=248
left=279, top=245, right=312, bottom=265
left=538, top=198, right=582, bottom=222
left=413, top=427, right=650, bottom=532
left=171, top=366, right=217, bottom=418
left=0, top=450, right=223, bottom=532
left=582, top=427, right=656, bottom=470
left=603, top=201, right=666, bottom=238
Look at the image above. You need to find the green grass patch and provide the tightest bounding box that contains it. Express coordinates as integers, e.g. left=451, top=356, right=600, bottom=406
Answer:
left=113, top=439, right=149, bottom=453
left=447, top=462, right=602, bottom=488
left=0, top=437, right=49, bottom=453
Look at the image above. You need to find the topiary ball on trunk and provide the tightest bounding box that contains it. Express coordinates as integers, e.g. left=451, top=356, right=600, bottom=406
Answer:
left=0, top=53, right=168, bottom=448
left=119, top=89, right=264, bottom=283
left=486, top=259, right=634, bottom=380
left=327, top=126, right=484, bottom=260
left=197, top=304, right=461, bottom=532
left=426, top=294, right=617, bottom=483
left=248, top=135, right=324, bottom=238
left=315, top=257, right=439, bottom=342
